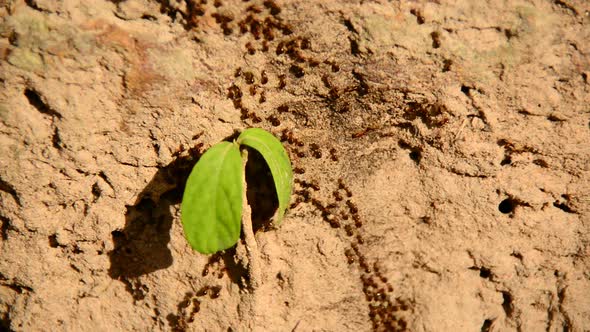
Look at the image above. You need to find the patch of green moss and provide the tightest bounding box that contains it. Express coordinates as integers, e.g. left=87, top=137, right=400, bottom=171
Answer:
left=7, top=48, right=44, bottom=72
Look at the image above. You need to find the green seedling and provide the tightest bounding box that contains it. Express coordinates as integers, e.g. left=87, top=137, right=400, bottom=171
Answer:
left=181, top=128, right=293, bottom=254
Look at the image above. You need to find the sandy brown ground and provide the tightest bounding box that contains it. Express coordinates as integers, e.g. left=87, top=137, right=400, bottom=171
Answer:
left=1, top=0, right=589, bottom=331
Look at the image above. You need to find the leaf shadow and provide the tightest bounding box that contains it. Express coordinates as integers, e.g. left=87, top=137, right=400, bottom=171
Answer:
left=244, top=147, right=279, bottom=233
left=107, top=146, right=201, bottom=281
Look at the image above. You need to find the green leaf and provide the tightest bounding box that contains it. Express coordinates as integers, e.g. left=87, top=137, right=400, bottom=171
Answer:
left=237, top=128, right=293, bottom=224
left=181, top=141, right=243, bottom=254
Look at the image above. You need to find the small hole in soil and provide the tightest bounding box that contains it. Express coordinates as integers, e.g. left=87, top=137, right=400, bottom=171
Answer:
left=533, top=159, right=548, bottom=168
left=430, top=31, right=441, bottom=48
left=504, top=28, right=517, bottom=40
left=502, top=291, right=513, bottom=316
left=498, top=198, right=515, bottom=214
left=410, top=8, right=425, bottom=24
left=479, top=267, right=491, bottom=279
left=350, top=38, right=360, bottom=55
left=500, top=156, right=511, bottom=166
left=480, top=319, right=493, bottom=332
left=461, top=85, right=471, bottom=95
left=141, top=14, right=157, bottom=21
left=343, top=19, right=357, bottom=33
left=24, top=88, right=61, bottom=118
left=409, top=150, right=422, bottom=163
left=553, top=201, right=575, bottom=213
left=442, top=59, right=452, bottom=72
left=48, top=234, right=59, bottom=248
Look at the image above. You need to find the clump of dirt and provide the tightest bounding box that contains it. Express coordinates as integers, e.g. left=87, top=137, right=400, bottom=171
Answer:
left=1, top=0, right=589, bottom=331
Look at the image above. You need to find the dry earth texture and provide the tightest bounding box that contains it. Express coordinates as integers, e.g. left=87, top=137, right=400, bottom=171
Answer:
left=1, top=0, right=589, bottom=331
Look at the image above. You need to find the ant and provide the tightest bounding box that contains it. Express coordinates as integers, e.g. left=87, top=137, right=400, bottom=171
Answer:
left=246, top=42, right=256, bottom=55
left=338, top=178, right=353, bottom=197
left=329, top=218, right=341, bottom=229
left=240, top=107, right=249, bottom=120
left=281, top=24, right=293, bottom=35
left=259, top=91, right=266, bottom=103
left=290, top=196, right=303, bottom=209
left=311, top=198, right=323, bottom=210
left=300, top=38, right=311, bottom=49
left=196, top=286, right=209, bottom=297
left=276, top=41, right=286, bottom=55
left=278, top=74, right=286, bottom=89
left=263, top=26, right=275, bottom=41
left=192, top=131, right=204, bottom=140
left=346, top=200, right=358, bottom=214
left=293, top=50, right=306, bottom=63
left=344, top=249, right=355, bottom=264
left=243, top=71, right=255, bottom=84
left=328, top=87, right=339, bottom=101
left=332, top=190, right=343, bottom=201
left=295, top=189, right=311, bottom=202
left=280, top=129, right=304, bottom=146
left=353, top=214, right=362, bottom=228
left=329, top=147, right=338, bottom=161
left=297, top=180, right=319, bottom=191
left=294, top=167, right=305, bottom=174
left=263, top=0, right=281, bottom=16
left=238, top=20, right=248, bottom=34
left=351, top=129, right=371, bottom=138
left=324, top=60, right=340, bottom=72
left=261, top=70, right=268, bottom=84
left=209, top=286, right=222, bottom=299
left=356, top=234, right=364, bottom=244
left=321, top=75, right=332, bottom=88
left=251, top=112, right=262, bottom=123
left=308, top=58, right=320, bottom=67
left=326, top=203, right=337, bottom=209
left=227, top=84, right=242, bottom=100
left=246, top=4, right=262, bottom=13
left=249, top=85, right=257, bottom=96
left=250, top=19, right=262, bottom=39
left=309, top=143, right=322, bottom=158
left=267, top=115, right=280, bottom=127
left=223, top=21, right=234, bottom=30
left=172, top=143, right=186, bottom=158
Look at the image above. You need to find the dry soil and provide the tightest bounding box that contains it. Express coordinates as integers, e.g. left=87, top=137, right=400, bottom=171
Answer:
left=0, top=0, right=589, bottom=331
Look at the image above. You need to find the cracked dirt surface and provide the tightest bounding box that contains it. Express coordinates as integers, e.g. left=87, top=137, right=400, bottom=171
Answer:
left=0, top=0, right=589, bottom=331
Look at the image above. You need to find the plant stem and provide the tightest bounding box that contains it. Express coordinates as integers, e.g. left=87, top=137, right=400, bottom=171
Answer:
left=241, top=149, right=261, bottom=290
left=238, top=149, right=263, bottom=329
